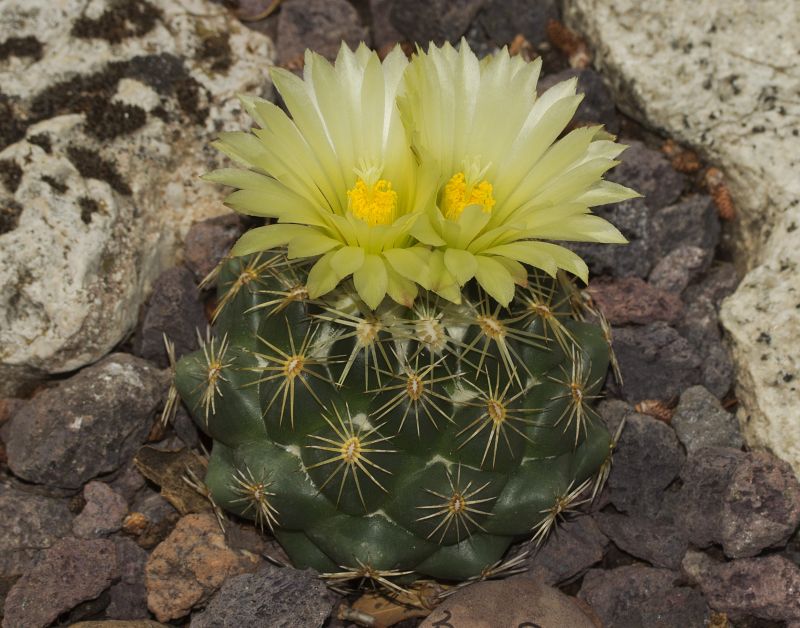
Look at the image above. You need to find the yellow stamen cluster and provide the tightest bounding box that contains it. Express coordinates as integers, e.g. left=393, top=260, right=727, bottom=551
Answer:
left=441, top=172, right=496, bottom=220
left=347, top=178, right=398, bottom=226
left=341, top=436, right=362, bottom=463
left=487, top=399, right=506, bottom=424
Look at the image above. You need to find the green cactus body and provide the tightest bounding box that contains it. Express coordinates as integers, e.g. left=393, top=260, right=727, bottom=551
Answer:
left=174, top=253, right=613, bottom=584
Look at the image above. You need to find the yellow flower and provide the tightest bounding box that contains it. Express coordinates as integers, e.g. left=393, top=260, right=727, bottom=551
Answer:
left=205, top=43, right=436, bottom=309
left=397, top=40, right=639, bottom=306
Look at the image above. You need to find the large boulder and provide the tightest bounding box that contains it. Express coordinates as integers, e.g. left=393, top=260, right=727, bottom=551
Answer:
left=0, top=0, right=274, bottom=395
left=563, top=0, right=800, bottom=476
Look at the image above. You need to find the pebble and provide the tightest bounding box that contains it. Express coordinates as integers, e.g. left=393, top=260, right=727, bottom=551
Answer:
left=126, top=489, right=180, bottom=549
left=4, top=354, right=163, bottom=489
left=133, top=266, right=206, bottom=368
left=579, top=565, right=709, bottom=627
left=276, top=0, right=368, bottom=65
left=671, top=386, right=743, bottom=455
left=73, top=481, right=128, bottom=539
left=2, top=537, right=118, bottom=628
left=421, top=577, right=600, bottom=627
left=526, top=516, right=608, bottom=585
left=651, top=194, right=720, bottom=259
left=145, top=513, right=261, bottom=622
left=606, top=410, right=684, bottom=517
left=369, top=0, right=404, bottom=50
left=587, top=276, right=683, bottom=325
left=682, top=262, right=740, bottom=307
left=672, top=447, right=741, bottom=548
left=107, top=537, right=150, bottom=620
left=0, top=483, right=72, bottom=578
left=674, top=448, right=800, bottom=557
left=390, top=0, right=485, bottom=45
left=683, top=550, right=800, bottom=623
left=183, top=214, right=245, bottom=284
left=593, top=511, right=687, bottom=570
left=478, top=0, right=559, bottom=45
left=190, top=563, right=339, bottom=628
left=612, top=322, right=703, bottom=402
left=70, top=622, right=168, bottom=628
left=648, top=245, right=709, bottom=294
left=678, top=282, right=737, bottom=398
left=721, top=450, right=800, bottom=558
left=609, top=140, right=686, bottom=211
left=572, top=198, right=653, bottom=278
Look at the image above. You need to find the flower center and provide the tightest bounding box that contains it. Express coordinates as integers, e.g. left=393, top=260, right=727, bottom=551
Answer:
left=442, top=171, right=496, bottom=220
left=347, top=178, right=397, bottom=226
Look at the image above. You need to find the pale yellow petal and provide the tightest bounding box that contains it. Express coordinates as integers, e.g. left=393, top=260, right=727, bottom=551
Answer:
left=354, top=254, right=389, bottom=309
left=474, top=256, right=515, bottom=306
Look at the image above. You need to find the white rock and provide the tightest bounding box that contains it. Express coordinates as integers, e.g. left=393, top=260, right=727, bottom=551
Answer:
left=0, top=0, right=274, bottom=394
left=564, top=0, right=800, bottom=474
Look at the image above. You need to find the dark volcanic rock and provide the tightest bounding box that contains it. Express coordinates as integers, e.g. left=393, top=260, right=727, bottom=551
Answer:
left=672, top=447, right=741, bottom=548
left=183, top=213, right=245, bottom=283
left=652, top=194, right=720, bottom=259
left=127, top=489, right=181, bottom=549
left=683, top=551, right=800, bottom=623
left=612, top=322, right=703, bottom=402
left=572, top=198, right=653, bottom=278
left=2, top=537, right=118, bottom=628
left=606, top=411, right=684, bottom=517
left=675, top=448, right=800, bottom=557
left=679, top=298, right=735, bottom=398
left=390, top=0, right=485, bottom=45
left=682, top=261, right=740, bottom=307
left=587, top=276, right=682, bottom=325
left=648, top=245, right=709, bottom=294
left=134, top=266, right=205, bottom=368
left=73, top=481, right=128, bottom=539
left=107, top=537, right=150, bottom=619
left=190, top=563, right=338, bottom=628
left=0, top=483, right=72, bottom=578
left=4, top=354, right=163, bottom=489
left=538, top=68, right=620, bottom=133
left=370, top=0, right=404, bottom=49
left=721, top=450, right=800, bottom=558
left=579, top=565, right=709, bottom=628
left=276, top=0, right=368, bottom=65
left=526, top=516, right=609, bottom=584
left=594, top=511, right=688, bottom=570
left=671, top=386, right=743, bottom=454
left=608, top=141, right=686, bottom=211
left=478, top=0, right=559, bottom=45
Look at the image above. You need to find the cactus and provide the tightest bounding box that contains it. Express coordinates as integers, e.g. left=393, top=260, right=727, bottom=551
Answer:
left=173, top=40, right=635, bottom=587
left=174, top=255, right=615, bottom=583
